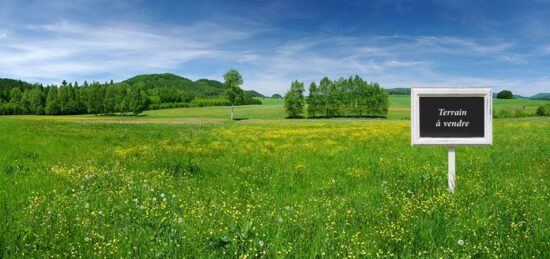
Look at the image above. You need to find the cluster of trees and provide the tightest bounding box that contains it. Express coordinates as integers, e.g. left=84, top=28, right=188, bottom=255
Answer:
left=284, top=75, right=389, bottom=118
left=0, top=71, right=262, bottom=116
left=0, top=80, right=149, bottom=115
left=496, top=90, right=514, bottom=99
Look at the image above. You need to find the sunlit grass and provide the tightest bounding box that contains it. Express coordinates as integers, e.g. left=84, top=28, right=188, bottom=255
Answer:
left=0, top=116, right=549, bottom=257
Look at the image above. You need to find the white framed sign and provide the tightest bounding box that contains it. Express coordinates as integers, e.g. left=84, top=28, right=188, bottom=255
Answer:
left=411, top=88, right=492, bottom=146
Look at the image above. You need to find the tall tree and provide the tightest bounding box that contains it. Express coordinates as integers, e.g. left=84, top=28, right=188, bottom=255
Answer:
left=28, top=88, right=44, bottom=115
left=45, top=87, right=60, bottom=115
left=128, top=82, right=148, bottom=115
left=307, top=82, right=320, bottom=117
left=223, top=69, right=244, bottom=120
left=104, top=83, right=117, bottom=114
left=284, top=80, right=305, bottom=118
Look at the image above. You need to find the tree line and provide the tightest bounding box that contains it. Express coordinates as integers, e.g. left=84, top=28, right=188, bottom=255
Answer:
left=0, top=71, right=261, bottom=116
left=0, top=80, right=149, bottom=115
left=284, top=75, right=389, bottom=118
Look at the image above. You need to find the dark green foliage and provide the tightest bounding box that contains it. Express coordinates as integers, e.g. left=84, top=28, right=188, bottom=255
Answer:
left=0, top=78, right=34, bottom=102
left=284, top=80, right=305, bottom=118
left=124, top=73, right=224, bottom=99
left=9, top=88, right=22, bottom=103
left=497, top=90, right=514, bottom=99
left=28, top=88, right=44, bottom=115
left=244, top=90, right=265, bottom=98
left=0, top=73, right=261, bottom=116
left=536, top=104, right=550, bottom=116
left=300, top=75, right=389, bottom=118
left=128, top=83, right=149, bottom=115
left=0, top=103, right=26, bottom=115
left=271, top=94, right=282, bottom=99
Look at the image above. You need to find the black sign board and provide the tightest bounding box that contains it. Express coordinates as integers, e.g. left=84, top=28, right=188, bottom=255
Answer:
left=411, top=88, right=492, bottom=146
left=419, top=97, right=484, bottom=138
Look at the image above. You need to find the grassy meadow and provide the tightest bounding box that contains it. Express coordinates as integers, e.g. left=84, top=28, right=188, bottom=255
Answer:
left=0, top=97, right=549, bottom=257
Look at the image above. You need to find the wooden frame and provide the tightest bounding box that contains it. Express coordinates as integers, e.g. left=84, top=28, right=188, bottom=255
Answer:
left=411, top=88, right=492, bottom=146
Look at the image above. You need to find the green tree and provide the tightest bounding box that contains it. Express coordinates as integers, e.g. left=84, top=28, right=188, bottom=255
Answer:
left=9, top=88, right=22, bottom=103
left=20, top=90, right=31, bottom=113
left=223, top=69, right=243, bottom=120
left=284, top=80, right=305, bottom=118
left=45, top=87, right=60, bottom=115
left=307, top=82, right=320, bottom=117
left=318, top=77, right=336, bottom=117
left=104, top=83, right=117, bottom=114
left=28, top=88, right=44, bottom=115
left=497, top=90, right=514, bottom=99
left=128, top=82, right=149, bottom=115
left=116, top=83, right=130, bottom=114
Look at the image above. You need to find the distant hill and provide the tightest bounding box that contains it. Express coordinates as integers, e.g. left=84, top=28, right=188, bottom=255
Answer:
left=244, top=90, right=265, bottom=98
left=386, top=88, right=410, bottom=95
left=530, top=93, right=550, bottom=100
left=122, top=73, right=265, bottom=98
left=0, top=78, right=37, bottom=103
left=122, top=73, right=224, bottom=97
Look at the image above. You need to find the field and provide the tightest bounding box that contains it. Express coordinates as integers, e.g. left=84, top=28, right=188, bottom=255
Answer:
left=1, top=97, right=549, bottom=257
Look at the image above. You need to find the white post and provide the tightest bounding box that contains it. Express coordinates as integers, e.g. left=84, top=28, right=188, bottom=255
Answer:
left=448, top=146, right=456, bottom=193
left=231, top=105, right=234, bottom=120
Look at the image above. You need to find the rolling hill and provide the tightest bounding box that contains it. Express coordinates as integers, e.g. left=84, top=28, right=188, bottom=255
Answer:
left=530, top=93, right=550, bottom=100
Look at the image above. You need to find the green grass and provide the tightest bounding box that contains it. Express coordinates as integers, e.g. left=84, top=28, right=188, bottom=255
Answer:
left=0, top=115, right=549, bottom=257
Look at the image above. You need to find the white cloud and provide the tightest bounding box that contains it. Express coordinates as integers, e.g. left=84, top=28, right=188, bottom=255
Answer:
left=0, top=19, right=547, bottom=96
left=240, top=34, right=547, bottom=96
left=0, top=20, right=256, bottom=83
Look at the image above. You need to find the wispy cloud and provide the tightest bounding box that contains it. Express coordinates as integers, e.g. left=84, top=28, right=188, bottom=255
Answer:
left=0, top=20, right=258, bottom=83
left=0, top=19, right=548, bottom=96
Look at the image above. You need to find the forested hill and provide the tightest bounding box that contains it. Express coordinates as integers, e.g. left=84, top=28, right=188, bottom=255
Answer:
left=0, top=78, right=34, bottom=101
left=121, top=73, right=225, bottom=98
left=0, top=73, right=263, bottom=115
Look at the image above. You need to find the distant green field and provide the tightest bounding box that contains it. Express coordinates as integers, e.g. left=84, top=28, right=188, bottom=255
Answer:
left=138, top=96, right=546, bottom=121
left=4, top=96, right=546, bottom=123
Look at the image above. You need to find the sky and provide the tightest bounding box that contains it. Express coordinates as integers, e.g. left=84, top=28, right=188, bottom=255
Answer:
left=1, top=0, right=549, bottom=96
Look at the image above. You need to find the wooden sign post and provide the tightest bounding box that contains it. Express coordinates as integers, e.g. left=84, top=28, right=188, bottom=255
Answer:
left=411, top=88, right=492, bottom=193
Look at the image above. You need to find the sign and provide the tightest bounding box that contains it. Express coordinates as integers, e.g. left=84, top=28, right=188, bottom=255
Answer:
left=410, top=88, right=493, bottom=193
left=411, top=88, right=492, bottom=146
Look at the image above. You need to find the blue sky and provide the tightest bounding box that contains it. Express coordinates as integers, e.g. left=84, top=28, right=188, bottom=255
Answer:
left=1, top=0, right=549, bottom=96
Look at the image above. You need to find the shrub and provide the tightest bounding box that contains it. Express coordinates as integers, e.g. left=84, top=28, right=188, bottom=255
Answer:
left=536, top=104, right=550, bottom=116
left=496, top=90, right=514, bottom=99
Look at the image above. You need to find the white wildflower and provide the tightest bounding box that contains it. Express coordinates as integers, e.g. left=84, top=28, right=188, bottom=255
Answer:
left=458, top=239, right=464, bottom=246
